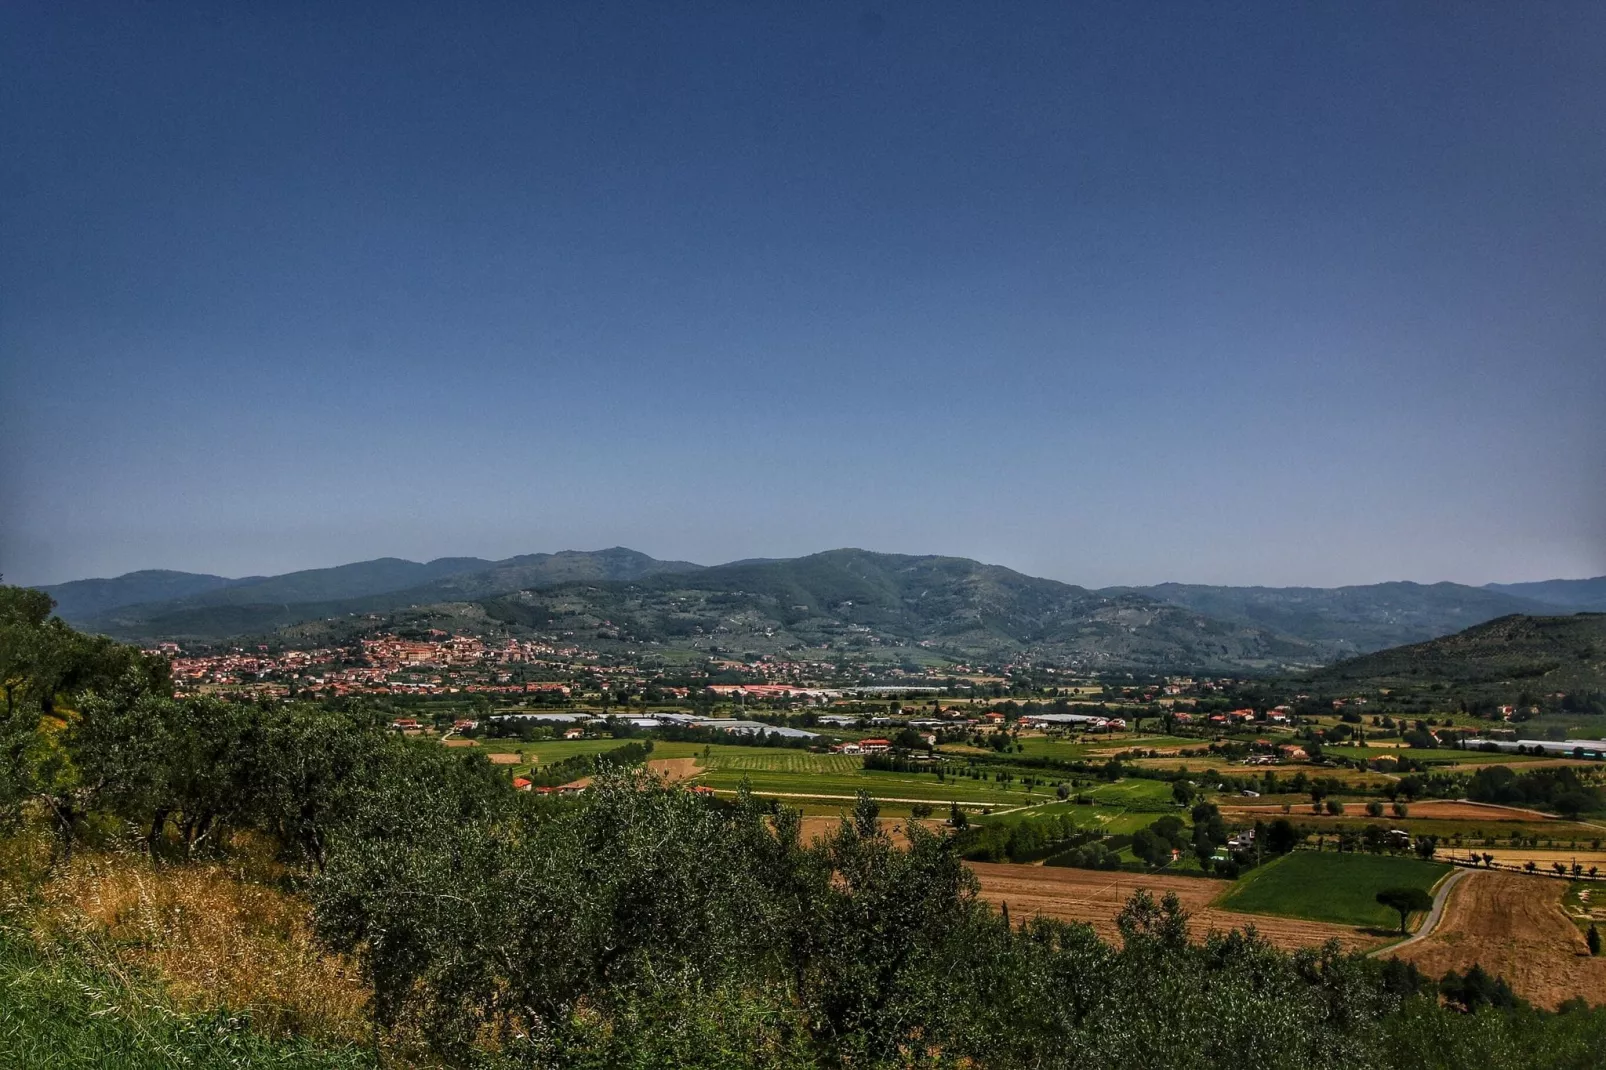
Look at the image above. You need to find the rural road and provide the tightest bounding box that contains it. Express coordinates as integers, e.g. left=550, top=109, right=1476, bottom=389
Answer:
left=1371, top=867, right=1471, bottom=957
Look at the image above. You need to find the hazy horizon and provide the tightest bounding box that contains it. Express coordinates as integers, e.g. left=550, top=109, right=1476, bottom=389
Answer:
left=5, top=3, right=1603, bottom=590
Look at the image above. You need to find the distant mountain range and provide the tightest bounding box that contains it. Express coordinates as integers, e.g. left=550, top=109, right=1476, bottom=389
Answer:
left=32, top=549, right=1606, bottom=673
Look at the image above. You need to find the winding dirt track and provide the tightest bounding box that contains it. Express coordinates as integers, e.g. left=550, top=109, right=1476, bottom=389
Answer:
left=1382, top=870, right=1606, bottom=1009
left=967, top=863, right=1384, bottom=953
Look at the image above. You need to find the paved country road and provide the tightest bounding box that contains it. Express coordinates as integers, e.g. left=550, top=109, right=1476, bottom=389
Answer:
left=1372, top=867, right=1470, bottom=957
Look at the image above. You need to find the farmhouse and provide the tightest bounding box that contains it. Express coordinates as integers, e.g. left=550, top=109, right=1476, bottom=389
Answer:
left=858, top=738, right=892, bottom=753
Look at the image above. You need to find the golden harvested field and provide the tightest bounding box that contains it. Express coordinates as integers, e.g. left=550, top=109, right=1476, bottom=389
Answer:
left=1386, top=871, right=1606, bottom=1009
left=1436, top=848, right=1606, bottom=869
left=967, top=862, right=1383, bottom=953
left=486, top=752, right=521, bottom=765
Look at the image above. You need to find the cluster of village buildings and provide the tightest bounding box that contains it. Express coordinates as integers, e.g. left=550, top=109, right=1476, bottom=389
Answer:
left=152, top=631, right=994, bottom=700
left=156, top=633, right=589, bottom=697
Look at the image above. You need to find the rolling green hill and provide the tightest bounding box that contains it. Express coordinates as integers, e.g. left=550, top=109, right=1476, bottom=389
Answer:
left=68, top=548, right=703, bottom=638
left=1303, top=613, right=1606, bottom=692
left=480, top=549, right=1324, bottom=672
left=1484, top=577, right=1606, bottom=612
left=1121, top=581, right=1556, bottom=656
left=35, top=569, right=245, bottom=619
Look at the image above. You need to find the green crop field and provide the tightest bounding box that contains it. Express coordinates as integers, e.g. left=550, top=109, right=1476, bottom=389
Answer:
left=695, top=766, right=1038, bottom=806
left=704, top=749, right=863, bottom=774
left=1079, top=778, right=1177, bottom=811
left=1001, top=735, right=1196, bottom=761
left=1217, top=851, right=1450, bottom=929
left=978, top=799, right=1158, bottom=835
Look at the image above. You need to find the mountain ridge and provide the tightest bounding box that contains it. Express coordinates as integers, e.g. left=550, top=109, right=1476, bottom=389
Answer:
left=32, top=549, right=1598, bottom=671
left=1483, top=576, right=1606, bottom=611
left=479, top=548, right=1325, bottom=673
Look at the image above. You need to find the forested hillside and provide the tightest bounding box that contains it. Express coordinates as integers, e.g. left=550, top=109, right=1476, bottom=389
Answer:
left=1485, top=577, right=1606, bottom=612
left=483, top=549, right=1323, bottom=672
left=1305, top=614, right=1606, bottom=692
left=65, top=548, right=703, bottom=639
left=1124, top=581, right=1556, bottom=656
left=36, top=568, right=242, bottom=619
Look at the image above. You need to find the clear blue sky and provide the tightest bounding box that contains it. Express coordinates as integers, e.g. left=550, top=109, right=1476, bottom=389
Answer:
left=3, top=2, right=1602, bottom=588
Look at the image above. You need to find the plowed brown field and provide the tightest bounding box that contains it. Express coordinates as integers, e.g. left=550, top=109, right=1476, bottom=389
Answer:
left=1222, top=800, right=1566, bottom=823
left=967, top=863, right=1383, bottom=952
left=1385, top=870, right=1606, bottom=1009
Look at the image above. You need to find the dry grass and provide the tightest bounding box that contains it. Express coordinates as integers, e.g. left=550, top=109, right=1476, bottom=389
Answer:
left=28, top=849, right=371, bottom=1043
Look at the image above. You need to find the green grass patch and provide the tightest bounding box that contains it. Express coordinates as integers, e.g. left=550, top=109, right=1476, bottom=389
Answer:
left=1217, top=851, right=1450, bottom=928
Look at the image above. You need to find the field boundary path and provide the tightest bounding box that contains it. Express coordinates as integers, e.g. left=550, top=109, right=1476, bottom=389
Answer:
left=1371, top=868, right=1469, bottom=957
left=1447, top=798, right=1606, bottom=832
left=705, top=788, right=1005, bottom=809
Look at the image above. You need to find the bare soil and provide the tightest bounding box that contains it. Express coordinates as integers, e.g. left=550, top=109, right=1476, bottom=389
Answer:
left=796, top=816, right=946, bottom=845
left=966, top=862, right=1383, bottom=953
left=1222, top=800, right=1565, bottom=823
left=646, top=757, right=701, bottom=783
left=1385, top=870, right=1606, bottom=1009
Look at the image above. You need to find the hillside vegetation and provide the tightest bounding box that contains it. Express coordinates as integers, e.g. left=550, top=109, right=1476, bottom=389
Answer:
left=1125, top=582, right=1556, bottom=657
left=1484, top=577, right=1606, bottom=612
left=66, top=547, right=702, bottom=638
left=1306, top=614, right=1606, bottom=693
left=482, top=549, right=1322, bottom=672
